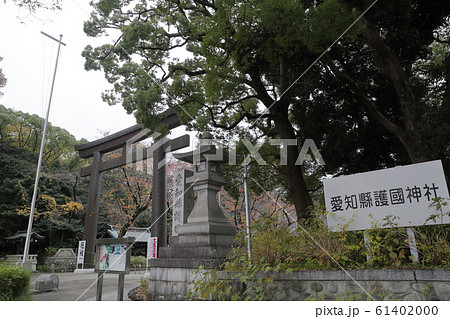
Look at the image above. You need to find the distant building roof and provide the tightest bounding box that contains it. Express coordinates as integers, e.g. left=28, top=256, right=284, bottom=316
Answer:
left=5, top=229, right=45, bottom=242
left=107, top=229, right=119, bottom=238
left=124, top=228, right=151, bottom=243
left=106, top=227, right=151, bottom=243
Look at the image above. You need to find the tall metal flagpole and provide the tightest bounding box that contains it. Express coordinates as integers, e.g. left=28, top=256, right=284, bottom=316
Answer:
left=243, top=162, right=252, bottom=263
left=22, top=32, right=66, bottom=268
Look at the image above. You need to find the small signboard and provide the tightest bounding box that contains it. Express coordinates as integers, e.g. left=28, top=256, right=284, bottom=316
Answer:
left=77, top=240, right=86, bottom=266
left=94, top=237, right=134, bottom=274
left=148, top=237, right=158, bottom=259
left=324, top=160, right=450, bottom=231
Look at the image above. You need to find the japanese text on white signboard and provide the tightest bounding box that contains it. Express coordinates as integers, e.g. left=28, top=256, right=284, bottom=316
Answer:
left=148, top=237, right=158, bottom=259
left=323, top=160, right=450, bottom=231
left=77, top=240, right=86, bottom=265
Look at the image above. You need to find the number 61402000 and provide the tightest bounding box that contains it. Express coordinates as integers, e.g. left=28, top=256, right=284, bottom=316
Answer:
left=375, top=305, right=438, bottom=316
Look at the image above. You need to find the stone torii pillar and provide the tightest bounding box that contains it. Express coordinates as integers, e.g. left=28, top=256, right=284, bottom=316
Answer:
left=75, top=109, right=188, bottom=269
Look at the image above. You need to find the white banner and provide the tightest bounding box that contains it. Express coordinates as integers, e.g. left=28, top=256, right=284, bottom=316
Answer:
left=324, top=160, right=450, bottom=231
left=147, top=237, right=158, bottom=259
left=77, top=240, right=86, bottom=264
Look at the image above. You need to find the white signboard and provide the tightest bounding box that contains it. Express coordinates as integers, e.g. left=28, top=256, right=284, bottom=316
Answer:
left=324, top=160, right=450, bottom=231
left=97, top=243, right=128, bottom=272
left=77, top=240, right=86, bottom=265
left=148, top=237, right=158, bottom=259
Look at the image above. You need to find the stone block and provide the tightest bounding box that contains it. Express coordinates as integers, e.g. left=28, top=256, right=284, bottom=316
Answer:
left=433, top=282, right=450, bottom=300
left=343, top=282, right=363, bottom=293
left=274, top=290, right=287, bottom=301
left=169, top=233, right=235, bottom=246
left=290, top=281, right=307, bottom=293
left=148, top=258, right=222, bottom=269
left=368, top=282, right=386, bottom=300
left=289, top=288, right=301, bottom=300
left=167, top=267, right=187, bottom=282
left=415, top=269, right=449, bottom=281
left=403, top=293, right=423, bottom=301
left=310, top=282, right=323, bottom=292
left=159, top=245, right=232, bottom=259
left=387, top=282, right=409, bottom=294
left=327, top=282, right=339, bottom=294
left=411, top=282, right=429, bottom=294
left=154, top=267, right=168, bottom=281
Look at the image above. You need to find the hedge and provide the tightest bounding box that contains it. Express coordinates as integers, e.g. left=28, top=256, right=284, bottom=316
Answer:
left=0, top=263, right=32, bottom=300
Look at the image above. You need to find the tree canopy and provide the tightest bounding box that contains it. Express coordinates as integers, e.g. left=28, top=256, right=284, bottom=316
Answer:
left=0, top=57, right=6, bottom=97
left=83, top=0, right=450, bottom=221
left=0, top=106, right=88, bottom=253
left=6, top=0, right=62, bottom=12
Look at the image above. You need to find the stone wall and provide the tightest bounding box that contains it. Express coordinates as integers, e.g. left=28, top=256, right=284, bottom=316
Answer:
left=218, top=269, right=450, bottom=301
left=147, top=266, right=207, bottom=301
left=146, top=267, right=450, bottom=301
left=4, top=255, right=38, bottom=271
left=44, top=248, right=77, bottom=273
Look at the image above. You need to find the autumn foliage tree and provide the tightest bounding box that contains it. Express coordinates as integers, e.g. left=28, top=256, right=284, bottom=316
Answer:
left=0, top=107, right=88, bottom=253
left=100, top=147, right=153, bottom=237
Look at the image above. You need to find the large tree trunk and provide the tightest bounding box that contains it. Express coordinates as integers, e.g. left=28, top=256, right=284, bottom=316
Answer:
left=272, top=104, right=314, bottom=221
left=246, top=64, right=314, bottom=222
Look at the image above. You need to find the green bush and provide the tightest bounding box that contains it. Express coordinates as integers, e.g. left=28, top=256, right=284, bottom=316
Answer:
left=0, top=263, right=32, bottom=300
left=189, top=201, right=450, bottom=300
left=224, top=200, right=450, bottom=272
left=130, top=256, right=146, bottom=268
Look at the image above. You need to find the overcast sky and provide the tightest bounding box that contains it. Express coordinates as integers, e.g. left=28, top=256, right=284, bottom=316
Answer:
left=0, top=1, right=190, bottom=142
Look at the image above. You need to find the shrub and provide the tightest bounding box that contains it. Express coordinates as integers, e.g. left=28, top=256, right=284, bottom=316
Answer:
left=130, top=256, right=147, bottom=269
left=0, top=263, right=32, bottom=301
left=224, top=212, right=365, bottom=272
left=189, top=200, right=450, bottom=300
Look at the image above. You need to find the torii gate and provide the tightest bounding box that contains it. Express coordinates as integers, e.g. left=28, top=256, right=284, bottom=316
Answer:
left=75, top=109, right=189, bottom=268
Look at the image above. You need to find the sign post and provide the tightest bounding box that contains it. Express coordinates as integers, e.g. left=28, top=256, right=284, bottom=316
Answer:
left=405, top=227, right=419, bottom=263
left=146, top=237, right=158, bottom=268
left=94, top=237, right=135, bottom=301
left=324, top=160, right=449, bottom=263
left=76, top=240, right=86, bottom=269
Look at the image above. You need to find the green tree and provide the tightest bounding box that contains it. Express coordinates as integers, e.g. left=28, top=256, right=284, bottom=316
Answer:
left=83, top=0, right=450, bottom=221
left=0, top=107, right=89, bottom=253
left=318, top=0, right=450, bottom=165
left=0, top=57, right=6, bottom=97
left=5, top=0, right=61, bottom=11
left=0, top=105, right=83, bottom=167
left=82, top=0, right=362, bottom=220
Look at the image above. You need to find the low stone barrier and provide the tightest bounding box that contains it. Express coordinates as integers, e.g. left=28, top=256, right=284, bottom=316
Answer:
left=5, top=254, right=38, bottom=271
left=44, top=248, right=76, bottom=273
left=146, top=267, right=450, bottom=301
left=218, top=269, right=450, bottom=301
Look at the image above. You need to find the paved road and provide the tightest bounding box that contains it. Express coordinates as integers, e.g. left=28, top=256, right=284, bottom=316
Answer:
left=30, top=271, right=147, bottom=301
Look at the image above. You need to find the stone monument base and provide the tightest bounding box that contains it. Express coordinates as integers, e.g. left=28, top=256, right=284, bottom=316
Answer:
left=159, top=232, right=235, bottom=260
left=146, top=231, right=236, bottom=300
left=146, top=258, right=222, bottom=300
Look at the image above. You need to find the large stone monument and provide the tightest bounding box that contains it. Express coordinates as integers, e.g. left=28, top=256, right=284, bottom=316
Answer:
left=159, top=139, right=236, bottom=260
left=146, top=136, right=237, bottom=300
